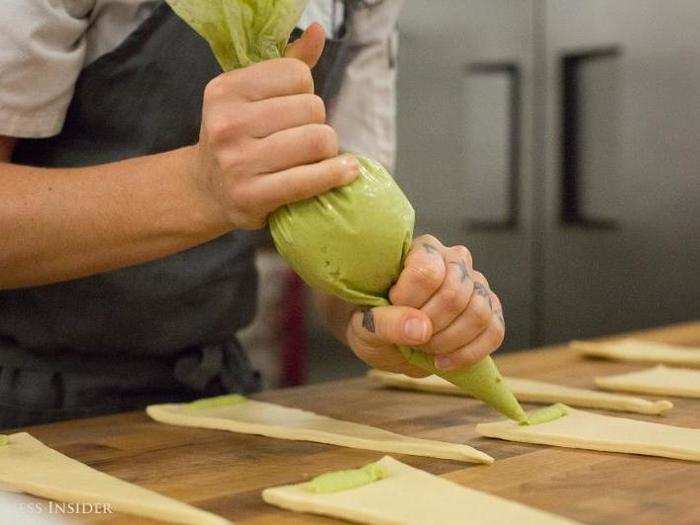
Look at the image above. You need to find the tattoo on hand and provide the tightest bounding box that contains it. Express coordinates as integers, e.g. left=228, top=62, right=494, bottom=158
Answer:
left=448, top=259, right=470, bottom=283
left=362, top=309, right=376, bottom=333
left=474, top=282, right=493, bottom=310
left=422, top=243, right=438, bottom=255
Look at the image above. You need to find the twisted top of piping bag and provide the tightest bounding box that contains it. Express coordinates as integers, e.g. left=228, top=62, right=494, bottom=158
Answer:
left=165, top=0, right=526, bottom=423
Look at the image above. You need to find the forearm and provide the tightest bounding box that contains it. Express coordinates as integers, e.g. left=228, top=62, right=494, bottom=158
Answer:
left=312, top=290, right=356, bottom=346
left=1, top=146, right=228, bottom=289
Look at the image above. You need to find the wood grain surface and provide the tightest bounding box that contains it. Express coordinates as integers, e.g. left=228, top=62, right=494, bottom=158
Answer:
left=11, top=321, right=700, bottom=525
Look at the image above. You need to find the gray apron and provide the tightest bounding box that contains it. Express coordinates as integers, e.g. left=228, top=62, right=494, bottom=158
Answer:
left=1, top=1, right=353, bottom=429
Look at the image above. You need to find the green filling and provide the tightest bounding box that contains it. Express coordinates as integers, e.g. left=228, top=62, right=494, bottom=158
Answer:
left=0, top=435, right=8, bottom=446
left=270, top=156, right=416, bottom=308
left=185, top=394, right=247, bottom=411
left=521, top=403, right=569, bottom=426
left=305, top=462, right=386, bottom=494
left=400, top=347, right=527, bottom=423
left=167, top=0, right=525, bottom=422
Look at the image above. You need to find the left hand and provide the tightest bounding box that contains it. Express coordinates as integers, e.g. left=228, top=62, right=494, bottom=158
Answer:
left=346, top=235, right=505, bottom=376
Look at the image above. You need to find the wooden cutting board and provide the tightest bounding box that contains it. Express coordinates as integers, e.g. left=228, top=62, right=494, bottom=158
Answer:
left=9, top=321, right=700, bottom=525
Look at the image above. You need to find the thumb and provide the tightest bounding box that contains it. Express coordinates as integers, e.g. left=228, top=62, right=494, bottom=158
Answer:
left=284, top=22, right=326, bottom=68
left=351, top=306, right=433, bottom=348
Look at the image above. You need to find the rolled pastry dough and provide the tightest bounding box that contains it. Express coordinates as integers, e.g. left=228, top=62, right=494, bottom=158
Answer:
left=263, top=456, right=579, bottom=525
left=476, top=407, right=700, bottom=462
left=596, top=365, right=700, bottom=398
left=368, top=370, right=672, bottom=415
left=572, top=339, right=700, bottom=368
left=147, top=398, right=493, bottom=464
left=0, top=433, right=229, bottom=525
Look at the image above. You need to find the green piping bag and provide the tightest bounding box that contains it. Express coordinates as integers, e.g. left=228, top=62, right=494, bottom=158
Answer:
left=166, top=0, right=526, bottom=422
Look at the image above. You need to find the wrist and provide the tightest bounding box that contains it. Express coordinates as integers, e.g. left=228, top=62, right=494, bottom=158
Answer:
left=313, top=290, right=355, bottom=346
left=176, top=144, right=233, bottom=237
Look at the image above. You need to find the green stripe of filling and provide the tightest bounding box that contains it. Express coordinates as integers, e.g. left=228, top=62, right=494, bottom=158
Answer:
left=185, top=394, right=247, bottom=411
left=305, top=462, right=387, bottom=494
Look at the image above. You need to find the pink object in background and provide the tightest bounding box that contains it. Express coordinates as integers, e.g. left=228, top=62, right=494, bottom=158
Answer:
left=280, top=269, right=308, bottom=387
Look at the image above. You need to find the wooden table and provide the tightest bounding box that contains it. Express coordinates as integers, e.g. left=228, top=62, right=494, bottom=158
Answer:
left=13, top=322, right=700, bottom=525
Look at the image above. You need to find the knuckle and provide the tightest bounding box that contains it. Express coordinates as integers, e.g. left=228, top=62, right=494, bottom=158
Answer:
left=308, top=94, right=326, bottom=122
left=387, top=285, right=404, bottom=305
left=213, top=149, right=236, bottom=171
left=439, top=286, right=466, bottom=311
left=473, top=303, right=493, bottom=326
left=203, top=75, right=227, bottom=101
left=416, top=234, right=439, bottom=247
left=328, top=162, right=347, bottom=186
left=224, top=112, right=247, bottom=136
left=407, top=264, right=443, bottom=292
left=472, top=271, right=486, bottom=283
left=456, top=346, right=479, bottom=367
left=490, top=324, right=505, bottom=347
left=205, top=116, right=230, bottom=143
left=310, top=125, right=338, bottom=158
left=452, top=245, right=473, bottom=265
left=211, top=149, right=227, bottom=169
left=284, top=58, right=314, bottom=92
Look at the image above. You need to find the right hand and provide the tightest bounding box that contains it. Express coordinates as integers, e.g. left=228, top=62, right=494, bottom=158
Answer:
left=192, top=23, right=359, bottom=230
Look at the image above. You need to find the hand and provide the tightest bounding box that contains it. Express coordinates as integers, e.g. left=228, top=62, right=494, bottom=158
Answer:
left=192, top=23, right=359, bottom=230
left=346, top=235, right=505, bottom=376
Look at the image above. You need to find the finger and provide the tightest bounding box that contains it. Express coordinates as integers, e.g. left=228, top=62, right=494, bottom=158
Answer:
left=347, top=309, right=431, bottom=378
left=419, top=245, right=473, bottom=333
left=284, top=22, right=326, bottom=68
left=350, top=306, right=433, bottom=348
left=433, top=319, right=505, bottom=371
left=248, top=123, right=338, bottom=174
left=422, top=274, right=493, bottom=356
left=388, top=235, right=446, bottom=308
left=244, top=94, right=326, bottom=138
left=491, top=293, right=505, bottom=326
left=211, top=58, right=314, bottom=102
left=356, top=346, right=431, bottom=377
left=247, top=154, right=358, bottom=211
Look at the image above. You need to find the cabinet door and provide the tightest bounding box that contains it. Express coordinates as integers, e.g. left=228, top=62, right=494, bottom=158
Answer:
left=396, top=0, right=537, bottom=350
left=541, top=1, right=700, bottom=343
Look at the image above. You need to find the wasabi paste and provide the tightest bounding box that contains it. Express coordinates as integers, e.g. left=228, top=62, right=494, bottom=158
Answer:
left=521, top=403, right=569, bottom=426
left=185, top=394, right=247, bottom=411
left=306, top=462, right=386, bottom=494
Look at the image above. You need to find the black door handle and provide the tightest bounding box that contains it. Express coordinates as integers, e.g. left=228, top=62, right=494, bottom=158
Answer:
left=465, top=62, right=521, bottom=231
left=560, top=46, right=621, bottom=229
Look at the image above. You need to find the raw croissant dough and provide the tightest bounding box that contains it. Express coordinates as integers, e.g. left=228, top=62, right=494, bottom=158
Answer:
left=368, top=370, right=672, bottom=415
left=572, top=339, right=700, bottom=367
left=476, top=407, right=700, bottom=462
left=596, top=365, right=700, bottom=398
left=147, top=398, right=493, bottom=464
left=263, top=456, right=579, bottom=525
left=0, top=433, right=229, bottom=525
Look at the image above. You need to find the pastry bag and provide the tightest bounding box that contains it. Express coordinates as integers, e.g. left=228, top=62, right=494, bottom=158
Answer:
left=166, top=0, right=526, bottom=422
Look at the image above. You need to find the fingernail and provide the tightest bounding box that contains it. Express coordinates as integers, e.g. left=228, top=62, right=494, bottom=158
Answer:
left=435, top=355, right=453, bottom=371
left=404, top=318, right=429, bottom=343
left=341, top=155, right=359, bottom=174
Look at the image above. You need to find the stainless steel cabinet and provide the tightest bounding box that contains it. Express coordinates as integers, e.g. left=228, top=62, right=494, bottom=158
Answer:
left=396, top=0, right=537, bottom=350
left=541, top=1, right=700, bottom=343
left=396, top=1, right=700, bottom=350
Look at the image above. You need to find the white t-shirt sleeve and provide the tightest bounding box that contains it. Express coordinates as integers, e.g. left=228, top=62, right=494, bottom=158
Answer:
left=0, top=0, right=93, bottom=138
left=327, top=0, right=404, bottom=172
